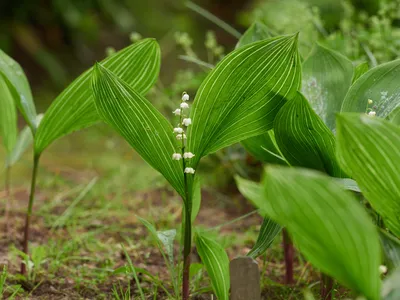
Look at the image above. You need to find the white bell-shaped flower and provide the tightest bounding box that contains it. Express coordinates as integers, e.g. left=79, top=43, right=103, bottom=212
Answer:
left=172, top=153, right=182, bottom=160
left=368, top=111, right=376, bottom=116
left=176, top=134, right=187, bottom=140
left=379, top=265, right=387, bottom=274
left=173, top=109, right=181, bottom=116
left=184, top=167, right=195, bottom=174
left=182, top=93, right=190, bottom=101
left=182, top=118, right=192, bottom=126
left=180, top=102, right=189, bottom=109
left=173, top=127, right=184, bottom=134
left=183, top=152, right=195, bottom=159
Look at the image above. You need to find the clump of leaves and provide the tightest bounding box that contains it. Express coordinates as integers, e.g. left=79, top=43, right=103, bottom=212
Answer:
left=0, top=38, right=160, bottom=275
left=91, top=34, right=301, bottom=299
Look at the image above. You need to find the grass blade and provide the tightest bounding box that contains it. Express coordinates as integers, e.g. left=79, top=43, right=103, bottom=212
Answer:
left=185, top=1, right=241, bottom=39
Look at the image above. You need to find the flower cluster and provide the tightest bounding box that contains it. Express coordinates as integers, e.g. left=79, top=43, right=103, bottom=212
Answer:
left=366, top=99, right=377, bottom=116
left=171, top=92, right=195, bottom=174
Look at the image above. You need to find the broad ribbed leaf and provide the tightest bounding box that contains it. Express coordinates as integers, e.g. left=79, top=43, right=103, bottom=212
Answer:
left=247, top=217, right=281, bottom=259
left=336, top=114, right=400, bottom=237
left=352, top=62, right=369, bottom=83
left=380, top=230, right=400, bottom=269
left=274, top=92, right=344, bottom=177
left=235, top=175, right=264, bottom=210
left=341, top=60, right=400, bottom=120
left=235, top=175, right=282, bottom=258
left=241, top=131, right=287, bottom=165
left=187, top=34, right=301, bottom=168
left=236, top=21, right=272, bottom=49
left=195, top=233, right=230, bottom=300
left=0, top=49, right=36, bottom=131
left=91, top=64, right=184, bottom=197
left=191, top=176, right=201, bottom=223
left=301, top=44, right=353, bottom=130
left=34, top=38, right=160, bottom=154
left=261, top=167, right=381, bottom=300
left=388, top=107, right=400, bottom=125
left=0, top=75, right=17, bottom=153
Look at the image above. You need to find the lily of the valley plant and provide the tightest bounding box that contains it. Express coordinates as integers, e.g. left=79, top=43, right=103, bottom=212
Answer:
left=0, top=39, right=160, bottom=275
left=91, top=33, right=301, bottom=299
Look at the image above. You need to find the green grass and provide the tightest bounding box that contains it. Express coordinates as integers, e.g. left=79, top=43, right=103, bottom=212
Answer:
left=0, top=124, right=351, bottom=299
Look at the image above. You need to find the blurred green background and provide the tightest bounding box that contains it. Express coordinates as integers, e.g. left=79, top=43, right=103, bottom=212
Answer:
left=1, top=0, right=399, bottom=114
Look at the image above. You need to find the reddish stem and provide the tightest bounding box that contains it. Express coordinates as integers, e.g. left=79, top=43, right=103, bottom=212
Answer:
left=283, top=229, right=294, bottom=284
left=320, top=273, right=334, bottom=300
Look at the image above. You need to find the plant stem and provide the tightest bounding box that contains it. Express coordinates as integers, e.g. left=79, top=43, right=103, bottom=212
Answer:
left=4, top=166, right=11, bottom=235
left=320, top=273, right=334, bottom=300
left=181, top=161, right=192, bottom=300
left=283, top=229, right=294, bottom=284
left=21, top=153, right=40, bottom=275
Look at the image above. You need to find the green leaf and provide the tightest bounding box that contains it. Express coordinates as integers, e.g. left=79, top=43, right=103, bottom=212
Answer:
left=241, top=131, right=287, bottom=165
left=234, top=175, right=264, bottom=211
left=236, top=21, right=272, bottom=49
left=388, top=107, right=400, bottom=125
left=341, top=60, right=400, bottom=120
left=334, top=178, right=361, bottom=193
left=301, top=44, right=353, bottom=130
left=195, top=233, right=230, bottom=300
left=336, top=114, right=400, bottom=237
left=380, top=230, right=400, bottom=269
left=235, top=175, right=282, bottom=258
left=247, top=217, right=282, bottom=259
left=91, top=64, right=184, bottom=197
left=382, top=268, right=400, bottom=300
left=6, top=114, right=43, bottom=167
left=352, top=62, right=369, bottom=83
left=261, top=166, right=381, bottom=300
left=274, top=92, right=344, bottom=177
left=187, top=34, right=301, bottom=168
left=34, top=38, right=160, bottom=154
left=0, top=75, right=17, bottom=153
left=191, top=176, right=201, bottom=223
left=0, top=49, right=36, bottom=132
left=157, top=229, right=176, bottom=266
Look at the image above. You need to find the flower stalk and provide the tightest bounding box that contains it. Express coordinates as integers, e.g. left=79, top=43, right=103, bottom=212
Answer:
left=172, top=92, right=194, bottom=300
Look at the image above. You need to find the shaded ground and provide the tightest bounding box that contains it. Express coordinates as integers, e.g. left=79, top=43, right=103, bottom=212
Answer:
left=0, top=126, right=351, bottom=299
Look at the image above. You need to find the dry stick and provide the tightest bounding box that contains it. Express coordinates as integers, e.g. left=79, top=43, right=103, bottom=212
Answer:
left=21, top=154, right=40, bottom=275
left=320, top=273, right=334, bottom=300
left=282, top=229, right=294, bottom=284
left=4, top=166, right=11, bottom=235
